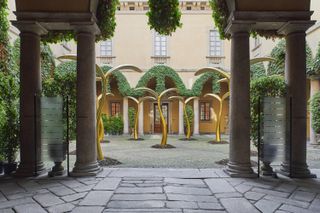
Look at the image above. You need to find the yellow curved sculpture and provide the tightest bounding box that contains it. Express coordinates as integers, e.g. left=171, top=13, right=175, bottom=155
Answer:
left=126, top=96, right=156, bottom=140
left=194, top=57, right=275, bottom=142
left=135, top=87, right=178, bottom=147
left=58, top=55, right=142, bottom=160
left=168, top=96, right=197, bottom=140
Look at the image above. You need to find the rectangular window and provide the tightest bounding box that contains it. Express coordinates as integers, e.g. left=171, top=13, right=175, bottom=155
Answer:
left=100, top=40, right=112, bottom=56
left=209, top=30, right=222, bottom=56
left=200, top=102, right=211, bottom=121
left=154, top=33, right=167, bottom=56
left=111, top=102, right=121, bottom=116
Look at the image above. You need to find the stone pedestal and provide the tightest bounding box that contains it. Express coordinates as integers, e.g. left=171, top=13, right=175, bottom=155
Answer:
left=280, top=28, right=315, bottom=178
left=71, top=30, right=101, bottom=176
left=138, top=101, right=144, bottom=136
left=123, top=97, right=129, bottom=135
left=178, top=100, right=184, bottom=135
left=193, top=98, right=199, bottom=135
left=225, top=31, right=255, bottom=178
left=14, top=23, right=47, bottom=177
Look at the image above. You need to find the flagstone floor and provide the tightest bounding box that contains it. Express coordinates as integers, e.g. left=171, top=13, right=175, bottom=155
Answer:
left=1, top=168, right=320, bottom=213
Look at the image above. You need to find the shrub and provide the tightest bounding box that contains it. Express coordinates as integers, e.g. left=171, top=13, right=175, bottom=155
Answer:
left=251, top=62, right=266, bottom=79
left=250, top=75, right=286, bottom=146
left=310, top=92, right=320, bottom=134
left=310, top=42, right=320, bottom=76
left=102, top=114, right=124, bottom=135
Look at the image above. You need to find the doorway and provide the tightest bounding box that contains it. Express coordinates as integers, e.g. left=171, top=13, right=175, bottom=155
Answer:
left=154, top=103, right=169, bottom=133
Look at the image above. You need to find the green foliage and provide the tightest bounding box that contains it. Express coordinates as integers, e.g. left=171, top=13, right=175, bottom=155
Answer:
left=268, top=40, right=313, bottom=76
left=42, top=61, right=77, bottom=139
left=147, top=0, right=182, bottom=35
left=102, top=114, right=124, bottom=135
left=128, top=107, right=136, bottom=130
left=209, top=0, right=229, bottom=40
left=250, top=75, right=286, bottom=146
left=42, top=0, right=119, bottom=43
left=191, top=72, right=220, bottom=96
left=309, top=43, right=320, bottom=76
left=0, top=0, right=10, bottom=74
left=135, top=65, right=192, bottom=96
left=310, top=92, right=320, bottom=134
left=0, top=72, right=20, bottom=163
left=101, top=65, right=134, bottom=96
left=184, top=105, right=194, bottom=128
left=251, top=62, right=266, bottom=79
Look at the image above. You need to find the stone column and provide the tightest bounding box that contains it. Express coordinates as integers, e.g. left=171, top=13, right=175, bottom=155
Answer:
left=279, top=22, right=316, bottom=178
left=178, top=100, right=184, bottom=135
left=193, top=98, right=199, bottom=135
left=226, top=29, right=255, bottom=178
left=123, top=97, right=129, bottom=135
left=14, top=22, right=47, bottom=176
left=138, top=100, right=144, bottom=136
left=71, top=28, right=101, bottom=176
left=310, top=78, right=320, bottom=144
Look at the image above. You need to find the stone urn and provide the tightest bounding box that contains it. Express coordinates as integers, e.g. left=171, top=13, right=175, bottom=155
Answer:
left=225, top=0, right=310, bottom=12
left=15, top=0, right=99, bottom=13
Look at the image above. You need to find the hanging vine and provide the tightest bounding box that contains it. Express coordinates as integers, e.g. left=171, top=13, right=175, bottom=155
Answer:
left=147, top=0, right=182, bottom=35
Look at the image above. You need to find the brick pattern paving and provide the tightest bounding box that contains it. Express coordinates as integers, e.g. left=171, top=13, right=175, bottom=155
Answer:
left=0, top=168, right=320, bottom=213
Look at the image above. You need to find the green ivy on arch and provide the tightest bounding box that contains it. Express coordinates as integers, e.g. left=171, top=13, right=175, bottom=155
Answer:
left=191, top=72, right=221, bottom=96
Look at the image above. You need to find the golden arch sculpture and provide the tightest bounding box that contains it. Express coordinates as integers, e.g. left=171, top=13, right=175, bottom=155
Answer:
left=195, top=57, right=274, bottom=143
left=168, top=96, right=197, bottom=140
left=126, top=95, right=156, bottom=140
left=135, top=87, right=178, bottom=148
left=58, top=55, right=142, bottom=160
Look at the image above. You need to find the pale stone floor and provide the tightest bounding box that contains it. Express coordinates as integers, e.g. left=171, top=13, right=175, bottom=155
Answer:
left=1, top=168, right=320, bottom=213
left=2, top=135, right=320, bottom=213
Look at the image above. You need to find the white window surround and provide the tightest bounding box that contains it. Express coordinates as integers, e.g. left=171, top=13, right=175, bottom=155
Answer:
left=100, top=40, right=113, bottom=57
left=209, top=29, right=222, bottom=57
left=153, top=32, right=168, bottom=57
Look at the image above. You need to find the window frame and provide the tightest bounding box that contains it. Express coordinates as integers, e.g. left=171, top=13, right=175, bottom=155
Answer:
left=209, top=30, right=222, bottom=57
left=110, top=101, right=121, bottom=116
left=100, top=40, right=113, bottom=57
left=153, top=32, right=168, bottom=57
left=199, top=101, right=211, bottom=122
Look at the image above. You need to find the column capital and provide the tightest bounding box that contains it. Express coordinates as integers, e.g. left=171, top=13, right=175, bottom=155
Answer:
left=72, top=22, right=101, bottom=35
left=278, top=21, right=316, bottom=35
left=225, top=21, right=255, bottom=35
left=12, top=21, right=47, bottom=35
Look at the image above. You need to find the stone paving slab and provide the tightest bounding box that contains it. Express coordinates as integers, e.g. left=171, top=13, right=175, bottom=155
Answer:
left=0, top=168, right=320, bottom=213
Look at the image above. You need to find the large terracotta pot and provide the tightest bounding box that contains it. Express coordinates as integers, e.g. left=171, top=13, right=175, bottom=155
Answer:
left=15, top=0, right=99, bottom=13
left=226, top=0, right=310, bottom=12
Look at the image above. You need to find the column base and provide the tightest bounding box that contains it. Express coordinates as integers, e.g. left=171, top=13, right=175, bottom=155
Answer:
left=15, top=161, right=46, bottom=177
left=225, top=161, right=257, bottom=178
left=278, top=162, right=317, bottom=178
left=70, top=161, right=101, bottom=177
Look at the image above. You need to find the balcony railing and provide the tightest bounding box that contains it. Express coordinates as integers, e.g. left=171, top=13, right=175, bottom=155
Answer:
left=151, top=56, right=170, bottom=64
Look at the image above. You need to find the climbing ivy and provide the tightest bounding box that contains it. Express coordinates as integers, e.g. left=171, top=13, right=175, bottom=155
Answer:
left=250, top=75, right=286, bottom=147
left=135, top=65, right=192, bottom=97
left=147, top=0, right=182, bottom=35
left=309, top=42, right=320, bottom=77
left=0, top=0, right=10, bottom=74
left=310, top=92, right=320, bottom=134
left=251, top=62, right=266, bottom=79
left=209, top=0, right=229, bottom=39
left=268, top=39, right=313, bottom=76
left=42, top=0, right=119, bottom=43
left=191, top=72, right=220, bottom=96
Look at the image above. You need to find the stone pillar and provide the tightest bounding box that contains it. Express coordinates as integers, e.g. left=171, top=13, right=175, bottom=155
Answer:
left=138, top=100, right=144, bottom=136
left=123, top=97, right=129, bottom=135
left=310, top=79, right=320, bottom=144
left=14, top=22, right=47, bottom=176
left=71, top=28, right=100, bottom=176
left=279, top=22, right=316, bottom=178
left=193, top=98, right=199, bottom=135
left=178, top=100, right=184, bottom=135
left=226, top=30, right=255, bottom=178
